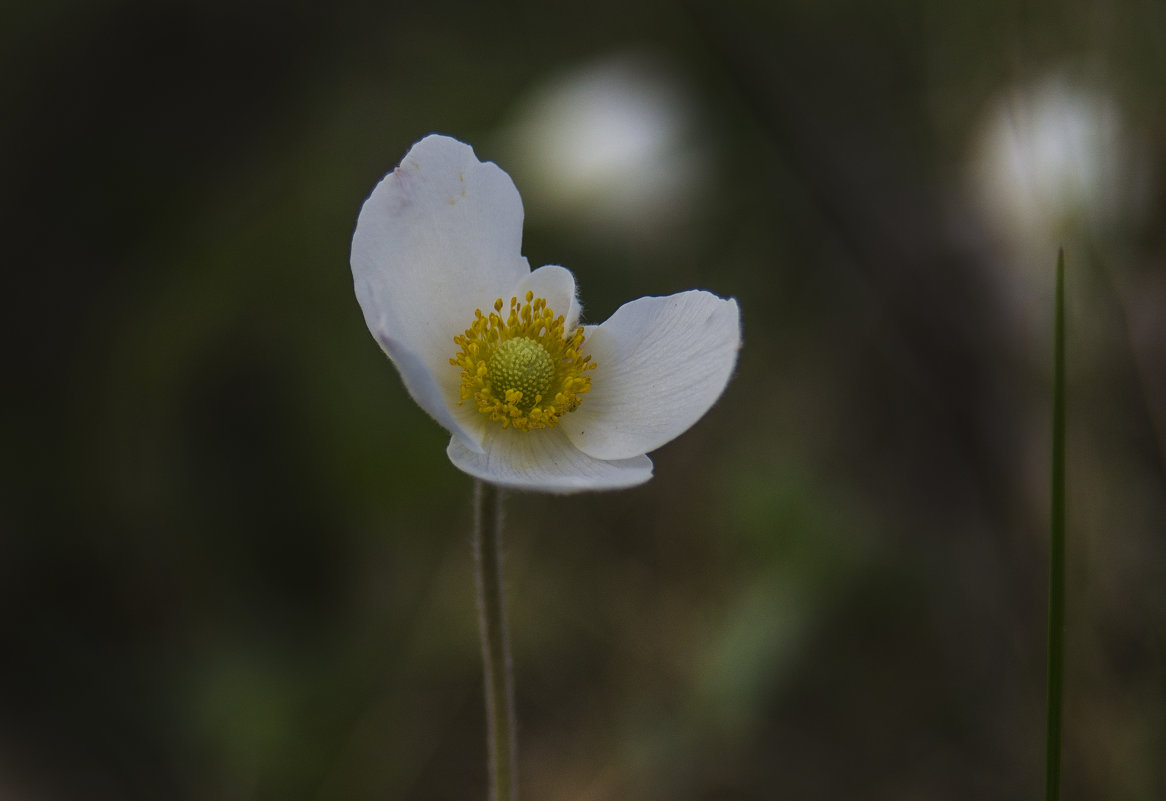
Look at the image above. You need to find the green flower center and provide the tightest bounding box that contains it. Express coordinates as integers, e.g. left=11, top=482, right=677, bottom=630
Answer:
left=486, top=337, right=555, bottom=412
left=450, top=292, right=594, bottom=432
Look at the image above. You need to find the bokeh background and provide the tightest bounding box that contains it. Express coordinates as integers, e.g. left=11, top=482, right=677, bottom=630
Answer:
left=3, top=0, right=1165, bottom=799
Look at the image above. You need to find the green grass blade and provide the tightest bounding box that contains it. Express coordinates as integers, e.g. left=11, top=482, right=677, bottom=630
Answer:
left=1045, top=248, right=1066, bottom=801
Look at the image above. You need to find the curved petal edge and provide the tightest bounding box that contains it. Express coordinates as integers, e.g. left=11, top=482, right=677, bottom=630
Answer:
left=564, top=291, right=741, bottom=461
left=447, top=428, right=653, bottom=493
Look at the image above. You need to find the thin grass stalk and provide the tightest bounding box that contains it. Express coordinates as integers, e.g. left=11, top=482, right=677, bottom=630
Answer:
left=1045, top=248, right=1067, bottom=801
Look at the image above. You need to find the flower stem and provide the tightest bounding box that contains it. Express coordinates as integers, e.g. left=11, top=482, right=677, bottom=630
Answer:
left=473, top=480, right=517, bottom=801
left=1045, top=248, right=1066, bottom=801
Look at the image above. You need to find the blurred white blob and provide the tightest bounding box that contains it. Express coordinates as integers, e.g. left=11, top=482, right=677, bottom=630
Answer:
left=496, top=52, right=708, bottom=241
left=969, top=71, right=1153, bottom=266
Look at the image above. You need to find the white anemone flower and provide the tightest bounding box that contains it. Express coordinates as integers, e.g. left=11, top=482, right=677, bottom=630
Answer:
left=351, top=134, right=741, bottom=492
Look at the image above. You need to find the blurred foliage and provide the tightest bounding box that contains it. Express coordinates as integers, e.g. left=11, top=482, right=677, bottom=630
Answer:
left=2, top=0, right=1164, bottom=799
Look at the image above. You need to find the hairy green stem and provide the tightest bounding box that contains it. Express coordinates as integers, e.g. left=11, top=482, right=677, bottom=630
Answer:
left=1045, top=249, right=1066, bottom=801
left=473, top=480, right=517, bottom=801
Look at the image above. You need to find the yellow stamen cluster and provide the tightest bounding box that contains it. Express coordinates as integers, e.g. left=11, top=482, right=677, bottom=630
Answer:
left=451, top=291, right=595, bottom=431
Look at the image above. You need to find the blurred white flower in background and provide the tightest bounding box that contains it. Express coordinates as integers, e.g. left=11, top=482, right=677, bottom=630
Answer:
left=496, top=51, right=709, bottom=240
left=968, top=70, right=1153, bottom=271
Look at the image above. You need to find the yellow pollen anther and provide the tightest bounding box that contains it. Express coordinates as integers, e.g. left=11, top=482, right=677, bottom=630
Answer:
left=450, top=294, right=595, bottom=431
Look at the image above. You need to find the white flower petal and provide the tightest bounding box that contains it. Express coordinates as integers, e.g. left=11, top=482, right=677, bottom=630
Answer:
left=512, top=264, right=581, bottom=329
left=351, top=134, right=530, bottom=451
left=447, top=427, right=653, bottom=492
left=564, top=291, right=740, bottom=460
left=372, top=332, right=486, bottom=449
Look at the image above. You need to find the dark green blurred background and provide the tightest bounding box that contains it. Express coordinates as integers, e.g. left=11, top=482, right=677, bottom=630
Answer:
left=3, top=0, right=1164, bottom=799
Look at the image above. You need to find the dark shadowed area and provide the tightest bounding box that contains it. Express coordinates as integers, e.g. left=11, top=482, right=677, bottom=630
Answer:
left=3, top=0, right=1164, bottom=799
